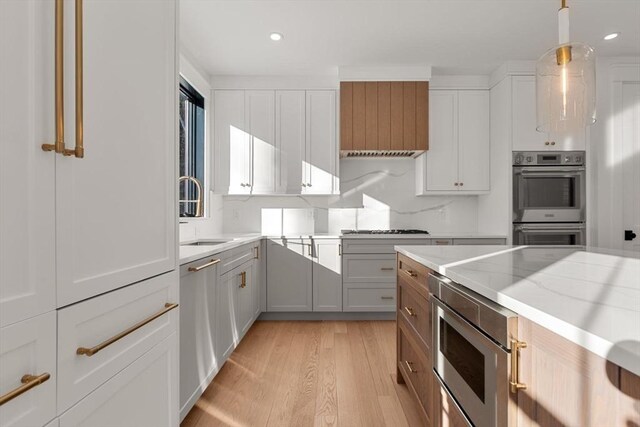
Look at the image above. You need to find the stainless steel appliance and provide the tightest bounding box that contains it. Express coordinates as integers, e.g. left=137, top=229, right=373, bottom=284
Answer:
left=341, top=229, right=429, bottom=235
left=513, top=223, right=586, bottom=245
left=429, top=273, right=521, bottom=427
left=513, top=151, right=586, bottom=223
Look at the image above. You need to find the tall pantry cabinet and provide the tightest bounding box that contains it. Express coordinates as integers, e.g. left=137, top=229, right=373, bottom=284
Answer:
left=0, top=1, right=178, bottom=426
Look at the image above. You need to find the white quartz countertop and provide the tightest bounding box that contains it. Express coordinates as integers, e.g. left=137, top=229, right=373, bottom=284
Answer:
left=179, top=234, right=263, bottom=265
left=395, top=245, right=640, bottom=376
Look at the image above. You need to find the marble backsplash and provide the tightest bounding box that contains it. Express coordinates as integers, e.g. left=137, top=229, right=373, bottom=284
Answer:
left=219, top=158, right=479, bottom=235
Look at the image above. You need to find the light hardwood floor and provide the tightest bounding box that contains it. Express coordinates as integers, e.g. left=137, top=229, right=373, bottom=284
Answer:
left=181, top=320, right=424, bottom=427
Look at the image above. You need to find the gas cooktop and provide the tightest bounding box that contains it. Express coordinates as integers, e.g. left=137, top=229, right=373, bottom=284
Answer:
left=341, top=229, right=430, bottom=235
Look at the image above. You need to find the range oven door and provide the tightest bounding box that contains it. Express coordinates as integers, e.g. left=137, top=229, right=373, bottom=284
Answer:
left=513, top=223, right=586, bottom=246
left=433, top=297, right=509, bottom=427
left=513, top=166, right=586, bottom=222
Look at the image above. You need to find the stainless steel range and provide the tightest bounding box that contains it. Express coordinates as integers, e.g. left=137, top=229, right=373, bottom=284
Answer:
left=512, top=151, right=586, bottom=245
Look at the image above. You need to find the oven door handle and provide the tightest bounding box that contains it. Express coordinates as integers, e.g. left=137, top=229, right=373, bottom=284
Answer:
left=516, top=166, right=585, bottom=175
left=514, top=224, right=586, bottom=232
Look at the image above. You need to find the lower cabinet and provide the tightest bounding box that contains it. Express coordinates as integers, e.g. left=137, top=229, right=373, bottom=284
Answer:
left=312, top=239, right=342, bottom=311
left=59, top=333, right=178, bottom=427
left=266, top=238, right=313, bottom=311
left=0, top=312, right=57, bottom=427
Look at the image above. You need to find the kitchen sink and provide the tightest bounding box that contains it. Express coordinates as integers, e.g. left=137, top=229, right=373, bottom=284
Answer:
left=181, top=240, right=230, bottom=246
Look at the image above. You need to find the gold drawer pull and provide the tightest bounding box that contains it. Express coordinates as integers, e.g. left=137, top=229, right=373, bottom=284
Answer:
left=0, top=373, right=51, bottom=406
left=380, top=296, right=394, bottom=300
left=510, top=339, right=527, bottom=393
left=402, top=269, right=417, bottom=278
left=240, top=271, right=247, bottom=288
left=405, top=361, right=417, bottom=373
left=188, top=258, right=221, bottom=272
left=77, top=303, right=178, bottom=357
left=380, top=267, right=394, bottom=271
left=404, top=306, right=416, bottom=317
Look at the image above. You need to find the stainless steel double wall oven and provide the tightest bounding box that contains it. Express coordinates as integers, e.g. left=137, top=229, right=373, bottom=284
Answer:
left=512, top=151, right=586, bottom=245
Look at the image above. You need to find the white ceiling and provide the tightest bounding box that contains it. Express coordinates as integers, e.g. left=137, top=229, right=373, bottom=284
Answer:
left=180, top=0, right=640, bottom=77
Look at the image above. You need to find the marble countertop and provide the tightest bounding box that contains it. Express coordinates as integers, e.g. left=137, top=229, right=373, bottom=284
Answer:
left=179, top=234, right=263, bottom=265
left=394, top=244, right=640, bottom=376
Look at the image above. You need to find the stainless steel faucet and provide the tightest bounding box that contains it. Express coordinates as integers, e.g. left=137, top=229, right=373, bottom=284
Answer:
left=178, top=176, right=203, bottom=217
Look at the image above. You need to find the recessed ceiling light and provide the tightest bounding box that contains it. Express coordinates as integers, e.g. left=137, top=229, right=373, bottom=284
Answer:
left=270, top=32, right=283, bottom=41
left=604, top=33, right=619, bottom=41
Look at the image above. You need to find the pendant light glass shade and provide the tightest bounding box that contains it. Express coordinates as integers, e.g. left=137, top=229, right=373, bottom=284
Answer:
left=536, top=42, right=596, bottom=133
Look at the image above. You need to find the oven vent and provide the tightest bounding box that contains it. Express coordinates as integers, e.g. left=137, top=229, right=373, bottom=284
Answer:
left=340, top=150, right=422, bottom=158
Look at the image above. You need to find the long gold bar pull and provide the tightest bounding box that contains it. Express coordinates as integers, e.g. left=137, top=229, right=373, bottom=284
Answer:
left=0, top=373, right=51, bottom=406
left=71, top=0, right=84, bottom=158
left=510, top=339, right=527, bottom=393
left=77, top=303, right=178, bottom=356
left=42, top=0, right=65, bottom=153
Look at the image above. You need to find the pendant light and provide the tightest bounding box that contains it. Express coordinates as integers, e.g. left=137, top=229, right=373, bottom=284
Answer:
left=536, top=0, right=596, bottom=133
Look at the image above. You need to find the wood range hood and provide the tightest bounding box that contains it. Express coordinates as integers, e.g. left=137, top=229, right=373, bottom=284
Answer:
left=340, top=81, right=429, bottom=158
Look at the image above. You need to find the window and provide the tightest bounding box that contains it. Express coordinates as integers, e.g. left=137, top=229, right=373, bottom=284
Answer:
left=179, top=77, right=205, bottom=217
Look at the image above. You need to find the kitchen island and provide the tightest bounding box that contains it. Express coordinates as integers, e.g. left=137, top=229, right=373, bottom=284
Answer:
left=395, top=244, right=640, bottom=427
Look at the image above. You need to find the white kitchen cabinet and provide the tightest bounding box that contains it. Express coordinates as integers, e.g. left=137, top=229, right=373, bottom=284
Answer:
left=276, top=90, right=306, bottom=194
left=58, top=333, right=178, bottom=427
left=246, top=91, right=277, bottom=194
left=266, top=238, right=313, bottom=312
left=235, top=261, right=256, bottom=337
left=214, top=90, right=247, bottom=194
left=312, top=239, right=342, bottom=312
left=215, top=265, right=237, bottom=363
left=179, top=257, right=219, bottom=421
left=417, top=90, right=490, bottom=194
left=512, top=75, right=586, bottom=151
left=0, top=312, right=57, bottom=427
left=303, top=91, right=338, bottom=195
left=0, top=0, right=56, bottom=328
left=55, top=0, right=177, bottom=307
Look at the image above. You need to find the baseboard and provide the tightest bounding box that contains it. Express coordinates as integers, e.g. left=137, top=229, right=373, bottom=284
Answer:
left=257, top=311, right=396, bottom=321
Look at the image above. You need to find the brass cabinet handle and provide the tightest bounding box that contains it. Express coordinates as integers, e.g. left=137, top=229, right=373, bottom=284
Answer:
left=42, top=0, right=84, bottom=158
left=77, top=303, right=178, bottom=356
left=404, top=306, right=416, bottom=317
left=402, top=269, right=417, bottom=278
left=380, top=267, right=394, bottom=271
left=0, top=373, right=51, bottom=406
left=380, top=296, right=394, bottom=300
left=188, top=258, right=221, bottom=272
left=510, top=339, right=527, bottom=393
left=545, top=141, right=550, bottom=146
left=454, top=182, right=459, bottom=186
left=404, top=360, right=417, bottom=373
left=239, top=271, right=246, bottom=288
left=254, top=246, right=259, bottom=259
left=338, top=244, right=342, bottom=256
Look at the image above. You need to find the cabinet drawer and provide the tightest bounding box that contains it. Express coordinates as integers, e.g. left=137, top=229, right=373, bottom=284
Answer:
left=452, top=238, right=506, bottom=245
left=59, top=333, right=178, bottom=427
left=342, top=254, right=397, bottom=283
left=342, top=238, right=430, bottom=254
left=398, top=278, right=431, bottom=350
left=343, top=285, right=396, bottom=312
left=220, top=243, right=258, bottom=274
left=398, top=319, right=432, bottom=422
left=0, top=312, right=56, bottom=427
left=57, top=271, right=178, bottom=413
left=397, top=254, right=429, bottom=293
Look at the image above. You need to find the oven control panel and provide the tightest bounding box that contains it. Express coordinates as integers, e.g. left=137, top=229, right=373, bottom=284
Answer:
left=513, top=151, right=585, bottom=166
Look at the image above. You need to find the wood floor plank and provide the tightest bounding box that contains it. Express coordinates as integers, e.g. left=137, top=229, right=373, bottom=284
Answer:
left=182, top=320, right=424, bottom=427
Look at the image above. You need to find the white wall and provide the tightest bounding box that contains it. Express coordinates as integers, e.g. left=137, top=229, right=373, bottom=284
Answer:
left=222, top=158, right=480, bottom=235
left=179, top=51, right=223, bottom=242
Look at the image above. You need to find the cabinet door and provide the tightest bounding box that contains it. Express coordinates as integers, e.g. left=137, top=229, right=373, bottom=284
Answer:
left=214, top=90, right=247, bottom=194
left=0, top=0, right=56, bottom=327
left=0, top=312, right=56, bottom=427
left=179, top=260, right=218, bottom=420
left=216, top=268, right=237, bottom=363
left=55, top=0, right=176, bottom=307
left=312, top=239, right=342, bottom=312
left=426, top=91, right=459, bottom=191
left=512, top=76, right=550, bottom=151
left=59, top=333, right=178, bottom=427
left=458, top=90, right=490, bottom=191
left=246, top=91, right=276, bottom=194
left=266, top=239, right=313, bottom=311
left=276, top=90, right=305, bottom=194
left=304, top=91, right=337, bottom=195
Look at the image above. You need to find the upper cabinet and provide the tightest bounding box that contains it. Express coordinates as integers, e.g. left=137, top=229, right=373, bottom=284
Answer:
left=340, top=81, right=428, bottom=155
left=214, top=89, right=338, bottom=195
left=512, top=75, right=586, bottom=151
left=416, top=90, right=490, bottom=194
